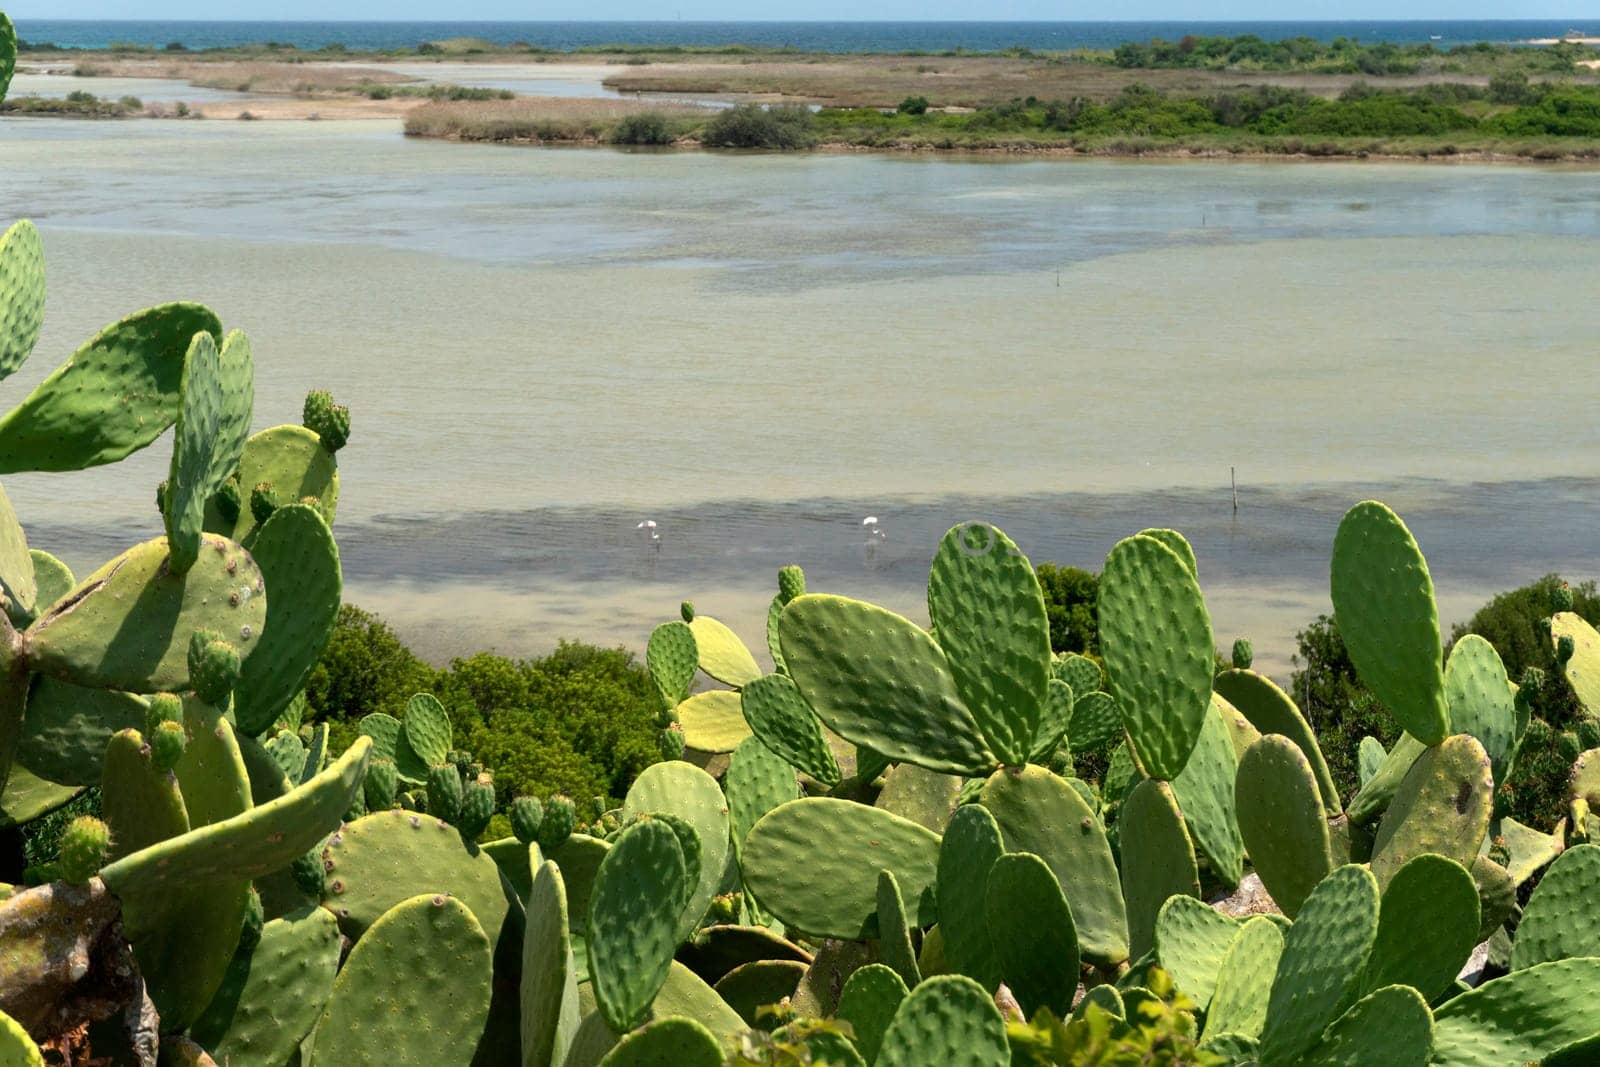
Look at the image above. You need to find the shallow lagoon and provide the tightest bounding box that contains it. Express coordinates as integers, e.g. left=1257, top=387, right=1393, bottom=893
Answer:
left=3, top=117, right=1597, bottom=671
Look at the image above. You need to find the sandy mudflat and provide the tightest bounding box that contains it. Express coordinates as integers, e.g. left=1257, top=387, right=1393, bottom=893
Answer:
left=188, top=96, right=424, bottom=120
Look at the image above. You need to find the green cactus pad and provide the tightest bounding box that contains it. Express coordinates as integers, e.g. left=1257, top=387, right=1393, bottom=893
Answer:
left=764, top=593, right=787, bottom=676
left=176, top=692, right=252, bottom=828
left=1153, top=895, right=1238, bottom=1009
left=102, top=736, right=369, bottom=907
left=1329, top=501, right=1449, bottom=746
left=26, top=550, right=72, bottom=617
left=675, top=689, right=751, bottom=753
left=711, top=959, right=806, bottom=1026
left=163, top=331, right=224, bottom=573
left=310, top=894, right=492, bottom=1067
left=1213, top=668, right=1342, bottom=813
left=780, top=594, right=994, bottom=775
left=979, top=764, right=1127, bottom=966
left=1303, top=984, right=1433, bottom=1067
left=0, top=485, right=33, bottom=628
left=1097, top=533, right=1214, bottom=780
left=1054, top=653, right=1102, bottom=701
left=624, top=761, right=734, bottom=941
left=875, top=868, right=921, bottom=988
left=548, top=835, right=609, bottom=929
left=1234, top=734, right=1333, bottom=917
left=1469, top=854, right=1515, bottom=943
left=1170, top=695, right=1244, bottom=888
left=101, top=727, right=190, bottom=861
left=15, top=680, right=144, bottom=785
left=190, top=905, right=341, bottom=1067
left=875, top=973, right=1008, bottom=1067
left=1074, top=984, right=1125, bottom=1021
left=677, top=924, right=812, bottom=986
left=936, top=802, right=1005, bottom=990
left=739, top=672, right=840, bottom=786
left=522, top=858, right=581, bottom=1067
left=1258, top=865, right=1380, bottom=1066
left=0, top=219, right=44, bottom=387
left=1214, top=692, right=1264, bottom=763
left=589, top=820, right=690, bottom=1033
left=1369, top=733, right=1492, bottom=890
left=646, top=620, right=697, bottom=709
left=1120, top=778, right=1201, bottom=960
left=1136, top=527, right=1198, bottom=575
left=356, top=711, right=403, bottom=762
left=741, top=798, right=939, bottom=940
left=207, top=425, right=339, bottom=543
left=1066, top=690, right=1122, bottom=753
left=926, top=522, right=1052, bottom=766
left=24, top=533, right=266, bottom=693
left=233, top=504, right=341, bottom=736
left=595, top=1017, right=723, bottom=1067
left=1444, top=635, right=1516, bottom=785
left=265, top=730, right=307, bottom=783
left=0, top=762, right=80, bottom=828
left=1030, top=677, right=1074, bottom=760
left=1204, top=916, right=1282, bottom=1041
left=0, top=1011, right=42, bottom=1067
left=1431, top=958, right=1600, bottom=1067
left=1550, top=611, right=1600, bottom=717
left=1347, top=732, right=1427, bottom=826
left=725, top=736, right=799, bottom=849
left=985, top=850, right=1079, bottom=1018
left=319, top=807, right=514, bottom=950
left=0, top=302, right=222, bottom=474
left=867, top=770, right=949, bottom=840
left=1360, top=853, right=1478, bottom=1002
left=1509, top=844, right=1600, bottom=970
left=401, top=693, right=452, bottom=767
left=0, top=14, right=13, bottom=102
left=688, top=614, right=761, bottom=688
left=837, top=964, right=907, bottom=1063
left=1358, top=736, right=1386, bottom=786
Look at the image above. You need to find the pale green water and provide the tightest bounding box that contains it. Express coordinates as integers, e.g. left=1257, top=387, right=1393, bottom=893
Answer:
left=2, top=117, right=1597, bottom=672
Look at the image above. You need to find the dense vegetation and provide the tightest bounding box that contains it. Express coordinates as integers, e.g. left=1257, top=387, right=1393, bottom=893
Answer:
left=1110, top=34, right=1593, bottom=75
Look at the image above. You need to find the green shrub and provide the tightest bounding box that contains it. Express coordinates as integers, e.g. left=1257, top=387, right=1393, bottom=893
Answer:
left=1035, top=562, right=1100, bottom=655
left=611, top=111, right=676, bottom=145
left=897, top=95, right=929, bottom=115
left=304, top=604, right=437, bottom=724
left=702, top=104, right=814, bottom=149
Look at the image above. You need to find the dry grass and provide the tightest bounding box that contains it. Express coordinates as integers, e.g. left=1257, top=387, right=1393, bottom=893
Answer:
left=601, top=54, right=1597, bottom=108
left=36, top=58, right=414, bottom=94
left=404, top=96, right=704, bottom=142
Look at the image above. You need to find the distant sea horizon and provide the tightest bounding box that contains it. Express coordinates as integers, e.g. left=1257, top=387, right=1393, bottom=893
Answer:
left=12, top=19, right=1599, bottom=53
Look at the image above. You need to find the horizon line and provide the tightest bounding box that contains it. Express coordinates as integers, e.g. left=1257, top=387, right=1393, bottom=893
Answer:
left=15, top=16, right=1600, bottom=24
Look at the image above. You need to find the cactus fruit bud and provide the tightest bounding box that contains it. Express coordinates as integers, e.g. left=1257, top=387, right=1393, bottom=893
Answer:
left=188, top=631, right=241, bottom=705
left=240, top=888, right=265, bottom=950
left=364, top=759, right=399, bottom=811
left=1553, top=582, right=1575, bottom=613
left=658, top=723, right=687, bottom=761
left=1522, top=666, right=1547, bottom=695
left=458, top=782, right=495, bottom=841
left=538, top=795, right=576, bottom=851
left=303, top=390, right=351, bottom=453
left=145, top=692, right=183, bottom=736
left=155, top=479, right=170, bottom=515
left=587, top=795, right=606, bottom=822
left=680, top=601, right=696, bottom=623
left=1231, top=638, right=1254, bottom=670
left=427, top=764, right=463, bottom=825
left=708, top=892, right=742, bottom=925
left=510, top=797, right=544, bottom=844
left=778, top=565, right=806, bottom=605
left=56, top=817, right=111, bottom=884
left=250, top=482, right=279, bottom=524
left=654, top=706, right=677, bottom=728
left=213, top=477, right=242, bottom=524
left=150, top=720, right=187, bottom=773
left=291, top=849, right=326, bottom=897
left=1559, top=635, right=1576, bottom=665
left=1581, top=720, right=1600, bottom=750
left=1559, top=730, right=1582, bottom=762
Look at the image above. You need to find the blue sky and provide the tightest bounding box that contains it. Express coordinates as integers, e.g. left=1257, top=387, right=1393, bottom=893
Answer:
left=9, top=3, right=1592, bottom=20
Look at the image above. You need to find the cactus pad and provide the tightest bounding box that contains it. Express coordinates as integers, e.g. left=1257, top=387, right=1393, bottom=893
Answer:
left=1120, top=778, right=1201, bottom=960
left=588, top=819, right=690, bottom=1033
left=0, top=480, right=33, bottom=629
left=1550, top=611, right=1600, bottom=717
left=624, top=761, right=733, bottom=941
left=1214, top=668, right=1341, bottom=813
left=876, top=973, right=1009, bottom=1067
left=725, top=736, right=799, bottom=849
left=595, top=1017, right=723, bottom=1066
left=1153, top=895, right=1239, bottom=1009
left=875, top=868, right=921, bottom=988
left=675, top=689, right=751, bottom=753
left=1204, top=916, right=1282, bottom=1041
left=1258, top=865, right=1380, bottom=1066
left=739, top=672, right=840, bottom=786
left=985, top=850, right=1079, bottom=1018
left=1304, top=984, right=1433, bottom=1067
left=208, top=425, right=339, bottom=543
left=16, top=680, right=145, bottom=785
left=836, top=964, right=907, bottom=1063
left=980, top=764, right=1127, bottom=967
left=1170, top=696, right=1244, bottom=887
left=646, top=620, right=697, bottom=709
left=1329, top=501, right=1449, bottom=745
left=0, top=217, right=43, bottom=386
left=163, top=331, right=224, bottom=573
left=741, top=798, right=940, bottom=940
left=1369, top=733, right=1492, bottom=889
left=1432, top=958, right=1600, bottom=1067
left=401, top=693, right=452, bottom=768
left=1361, top=853, right=1478, bottom=1001
left=780, top=594, right=994, bottom=775
left=1234, top=734, right=1333, bottom=917
left=0, top=302, right=222, bottom=473
left=926, top=522, right=1052, bottom=766
left=688, top=614, right=761, bottom=688
left=25, top=533, right=266, bottom=693
left=1509, top=844, right=1600, bottom=971
left=1444, top=634, right=1516, bottom=785
left=1066, top=690, right=1122, bottom=753
left=1097, top=533, right=1214, bottom=780
left=0, top=1010, right=42, bottom=1067
left=232, top=504, right=341, bottom=736
left=936, top=802, right=1005, bottom=990
left=522, top=858, right=581, bottom=1067
left=310, top=894, right=492, bottom=1067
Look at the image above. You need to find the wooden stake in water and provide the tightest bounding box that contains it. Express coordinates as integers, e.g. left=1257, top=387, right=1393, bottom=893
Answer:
left=1231, top=467, right=1238, bottom=513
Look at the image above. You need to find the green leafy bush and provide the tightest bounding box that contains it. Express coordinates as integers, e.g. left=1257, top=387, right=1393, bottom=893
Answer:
left=702, top=104, right=815, bottom=149
left=1035, top=562, right=1100, bottom=655
left=611, top=111, right=676, bottom=145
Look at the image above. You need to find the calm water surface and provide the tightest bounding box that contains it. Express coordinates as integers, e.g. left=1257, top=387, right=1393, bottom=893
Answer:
left=2, top=117, right=1597, bottom=673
